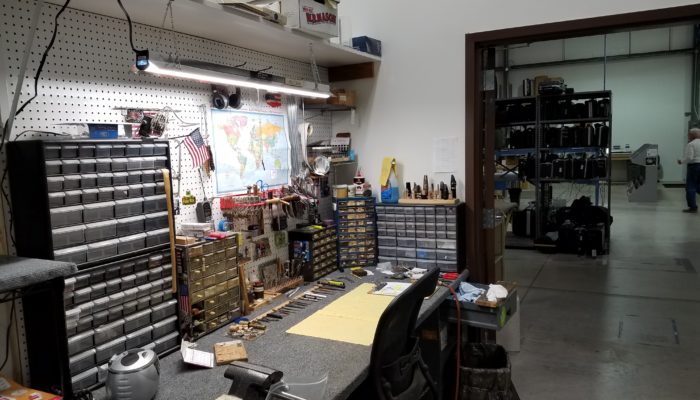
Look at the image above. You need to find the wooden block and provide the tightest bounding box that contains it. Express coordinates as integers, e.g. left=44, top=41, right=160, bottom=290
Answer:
left=214, top=340, right=248, bottom=365
left=176, top=235, right=197, bottom=245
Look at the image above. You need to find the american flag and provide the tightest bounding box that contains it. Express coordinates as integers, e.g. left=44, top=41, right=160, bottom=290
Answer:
left=179, top=283, right=190, bottom=316
left=184, top=128, right=210, bottom=167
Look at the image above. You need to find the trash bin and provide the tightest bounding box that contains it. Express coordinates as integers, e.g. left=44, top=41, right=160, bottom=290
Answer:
left=460, top=343, right=519, bottom=400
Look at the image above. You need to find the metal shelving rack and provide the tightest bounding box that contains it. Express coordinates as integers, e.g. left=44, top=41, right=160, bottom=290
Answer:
left=496, top=91, right=613, bottom=249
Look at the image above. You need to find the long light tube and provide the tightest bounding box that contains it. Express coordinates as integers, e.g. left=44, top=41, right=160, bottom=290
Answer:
left=144, top=58, right=331, bottom=99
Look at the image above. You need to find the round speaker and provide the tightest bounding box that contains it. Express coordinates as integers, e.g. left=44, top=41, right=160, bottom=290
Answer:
left=212, top=92, right=228, bottom=110
left=229, top=87, right=242, bottom=109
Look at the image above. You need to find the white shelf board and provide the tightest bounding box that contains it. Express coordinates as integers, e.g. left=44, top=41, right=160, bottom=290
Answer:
left=52, top=0, right=380, bottom=68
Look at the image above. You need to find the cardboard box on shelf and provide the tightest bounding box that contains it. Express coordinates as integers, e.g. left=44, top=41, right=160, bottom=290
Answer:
left=282, top=0, right=338, bottom=39
left=328, top=89, right=356, bottom=107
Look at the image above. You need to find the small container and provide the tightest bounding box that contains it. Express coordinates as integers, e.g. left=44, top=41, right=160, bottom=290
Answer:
left=377, top=236, right=396, bottom=246
left=64, top=175, right=81, bottom=190
left=72, top=367, right=98, bottom=391
left=118, top=233, right=147, bottom=254
left=154, top=156, right=168, bottom=168
left=154, top=170, right=164, bottom=182
left=112, top=171, right=129, bottom=186
left=95, top=144, right=112, bottom=157
left=378, top=246, right=396, bottom=257
left=122, top=300, right=138, bottom=315
left=146, top=228, right=170, bottom=247
left=141, top=143, right=155, bottom=156
left=124, top=309, right=152, bottom=333
left=46, top=160, right=62, bottom=175
left=397, top=237, right=416, bottom=248
left=93, top=318, right=125, bottom=346
left=142, top=182, right=156, bottom=196
left=416, top=260, right=437, bottom=269
left=333, top=185, right=348, bottom=199
left=47, top=176, right=64, bottom=192
left=126, top=144, right=141, bottom=157
left=78, top=144, right=96, bottom=157
left=127, top=170, right=143, bottom=184
left=140, top=157, right=155, bottom=169
left=45, top=144, right=61, bottom=159
left=125, top=285, right=142, bottom=301
left=436, top=249, right=457, bottom=261
left=81, top=188, right=99, bottom=203
left=111, top=144, right=126, bottom=157
left=154, top=331, right=179, bottom=353
left=97, top=173, right=113, bottom=187
left=435, top=231, right=447, bottom=239
left=397, top=258, right=417, bottom=268
left=74, top=286, right=93, bottom=304
left=95, top=336, right=126, bottom=364
left=117, top=215, right=145, bottom=236
left=120, top=261, right=135, bottom=276
left=151, top=299, right=177, bottom=321
left=113, top=185, right=129, bottom=200
left=144, top=195, right=167, bottom=213
left=120, top=275, right=135, bottom=290
left=52, top=225, right=86, bottom=249
left=127, top=157, right=143, bottom=170
left=79, top=159, right=97, bottom=174
left=395, top=247, right=416, bottom=258
left=152, top=315, right=177, bottom=338
left=89, top=269, right=105, bottom=284
left=96, top=187, right=114, bottom=202
left=105, top=278, right=121, bottom=295
left=61, top=144, right=79, bottom=158
left=83, top=201, right=115, bottom=223
left=436, top=239, right=457, bottom=250
left=85, top=220, right=117, bottom=242
left=141, top=170, right=156, bottom=183
left=137, top=296, right=151, bottom=311
left=64, top=190, right=82, bottom=206
left=80, top=173, right=98, bottom=189
left=447, top=231, right=457, bottom=240
left=67, top=330, right=94, bottom=356
left=115, top=198, right=144, bottom=218
left=445, top=223, right=457, bottom=232
left=425, top=230, right=437, bottom=239
left=92, top=296, right=110, bottom=313
left=50, top=205, right=84, bottom=228
left=95, top=158, right=112, bottom=173
left=69, top=348, right=96, bottom=375
left=436, top=260, right=457, bottom=271
left=154, top=143, right=168, bottom=156
left=87, top=239, right=119, bottom=261
left=127, top=184, right=143, bottom=197
left=416, top=238, right=436, bottom=249
left=111, top=157, right=128, bottom=171
left=108, top=304, right=124, bottom=320
left=416, top=248, right=437, bottom=260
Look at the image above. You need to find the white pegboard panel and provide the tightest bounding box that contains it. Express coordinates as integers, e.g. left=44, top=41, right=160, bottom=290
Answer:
left=0, top=0, right=332, bottom=234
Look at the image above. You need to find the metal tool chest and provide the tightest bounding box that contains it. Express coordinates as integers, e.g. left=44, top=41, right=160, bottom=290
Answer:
left=175, top=235, right=241, bottom=340
left=335, top=197, right=378, bottom=269
left=375, top=203, right=465, bottom=271
left=288, top=225, right=338, bottom=281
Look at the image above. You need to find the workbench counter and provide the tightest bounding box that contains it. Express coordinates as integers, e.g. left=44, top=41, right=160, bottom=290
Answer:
left=93, top=268, right=468, bottom=400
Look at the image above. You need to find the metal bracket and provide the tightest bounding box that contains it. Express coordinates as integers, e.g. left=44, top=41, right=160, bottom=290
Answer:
left=482, top=208, right=495, bottom=229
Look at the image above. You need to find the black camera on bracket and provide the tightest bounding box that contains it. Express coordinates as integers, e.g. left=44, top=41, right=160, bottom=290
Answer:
left=212, top=85, right=243, bottom=110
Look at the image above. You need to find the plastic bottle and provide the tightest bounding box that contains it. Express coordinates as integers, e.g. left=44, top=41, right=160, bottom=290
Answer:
left=381, top=160, right=400, bottom=203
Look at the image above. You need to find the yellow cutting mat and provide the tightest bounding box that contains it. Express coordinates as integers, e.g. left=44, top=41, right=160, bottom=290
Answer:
left=286, top=283, right=394, bottom=346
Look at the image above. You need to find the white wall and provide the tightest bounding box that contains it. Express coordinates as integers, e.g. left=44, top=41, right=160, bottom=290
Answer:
left=335, top=0, right=700, bottom=195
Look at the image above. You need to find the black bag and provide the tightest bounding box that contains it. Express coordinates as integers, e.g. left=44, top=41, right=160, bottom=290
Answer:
left=540, top=162, right=553, bottom=178
left=460, top=344, right=519, bottom=400
left=553, top=157, right=572, bottom=179
left=557, top=221, right=579, bottom=253
left=580, top=224, right=605, bottom=257
left=593, top=157, right=607, bottom=178
left=512, top=205, right=536, bottom=238
left=573, top=157, right=594, bottom=179
left=593, top=124, right=609, bottom=147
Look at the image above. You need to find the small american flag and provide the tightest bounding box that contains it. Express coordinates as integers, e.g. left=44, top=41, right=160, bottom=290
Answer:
left=179, top=283, right=190, bottom=315
left=184, top=128, right=210, bottom=168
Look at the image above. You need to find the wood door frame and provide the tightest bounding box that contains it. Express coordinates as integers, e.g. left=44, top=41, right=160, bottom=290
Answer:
left=465, top=4, right=700, bottom=283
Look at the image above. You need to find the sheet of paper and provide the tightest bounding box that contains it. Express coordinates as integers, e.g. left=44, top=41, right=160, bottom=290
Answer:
left=287, top=283, right=394, bottom=346
left=372, top=282, right=412, bottom=297
left=180, top=340, right=215, bottom=368
left=432, top=137, right=458, bottom=173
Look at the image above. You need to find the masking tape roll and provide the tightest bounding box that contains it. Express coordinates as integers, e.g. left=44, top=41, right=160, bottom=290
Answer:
left=298, top=122, right=313, bottom=137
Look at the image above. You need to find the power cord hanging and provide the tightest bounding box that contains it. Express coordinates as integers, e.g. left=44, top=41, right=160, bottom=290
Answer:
left=116, top=0, right=145, bottom=53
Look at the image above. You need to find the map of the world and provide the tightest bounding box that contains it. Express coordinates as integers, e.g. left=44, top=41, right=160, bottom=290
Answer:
left=210, top=110, right=290, bottom=194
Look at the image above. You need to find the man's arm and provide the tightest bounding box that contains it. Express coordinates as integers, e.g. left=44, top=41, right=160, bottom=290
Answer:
left=679, top=143, right=694, bottom=164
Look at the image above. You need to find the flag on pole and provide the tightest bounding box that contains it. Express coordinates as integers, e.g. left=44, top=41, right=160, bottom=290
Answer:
left=184, top=128, right=210, bottom=167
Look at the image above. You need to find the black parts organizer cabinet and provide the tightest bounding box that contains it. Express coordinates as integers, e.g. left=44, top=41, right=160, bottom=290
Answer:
left=8, top=139, right=179, bottom=399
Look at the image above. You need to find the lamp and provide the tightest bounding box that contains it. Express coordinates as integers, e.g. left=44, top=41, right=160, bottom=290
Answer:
left=141, top=57, right=331, bottom=99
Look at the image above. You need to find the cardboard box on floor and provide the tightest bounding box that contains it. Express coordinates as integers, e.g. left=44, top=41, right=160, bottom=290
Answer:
left=0, top=375, right=62, bottom=400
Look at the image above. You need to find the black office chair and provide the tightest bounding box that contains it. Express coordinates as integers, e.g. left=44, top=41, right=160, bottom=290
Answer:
left=368, top=267, right=440, bottom=400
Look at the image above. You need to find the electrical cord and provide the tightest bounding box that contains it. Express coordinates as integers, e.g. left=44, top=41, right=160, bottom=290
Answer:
left=0, top=294, right=17, bottom=372
left=117, top=0, right=145, bottom=53
left=440, top=281, right=461, bottom=400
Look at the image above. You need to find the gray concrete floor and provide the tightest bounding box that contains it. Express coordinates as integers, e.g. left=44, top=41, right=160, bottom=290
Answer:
left=506, top=185, right=700, bottom=400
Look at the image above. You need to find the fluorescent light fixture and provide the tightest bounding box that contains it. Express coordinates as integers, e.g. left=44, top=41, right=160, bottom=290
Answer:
left=142, top=57, right=331, bottom=99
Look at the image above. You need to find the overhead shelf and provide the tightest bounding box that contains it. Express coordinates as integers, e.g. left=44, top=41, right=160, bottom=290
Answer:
left=56, top=0, right=380, bottom=68
left=303, top=103, right=355, bottom=112
left=496, top=147, right=605, bottom=156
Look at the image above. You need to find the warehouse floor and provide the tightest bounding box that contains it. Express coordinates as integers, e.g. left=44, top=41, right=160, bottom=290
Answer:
left=505, top=186, right=700, bottom=400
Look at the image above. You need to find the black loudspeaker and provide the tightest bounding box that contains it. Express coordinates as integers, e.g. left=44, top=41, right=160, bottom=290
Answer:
left=229, top=87, right=242, bottom=109
left=213, top=86, right=229, bottom=109
left=513, top=206, right=537, bottom=238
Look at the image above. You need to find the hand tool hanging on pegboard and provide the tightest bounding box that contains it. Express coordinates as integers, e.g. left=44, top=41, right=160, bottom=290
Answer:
left=196, top=168, right=212, bottom=223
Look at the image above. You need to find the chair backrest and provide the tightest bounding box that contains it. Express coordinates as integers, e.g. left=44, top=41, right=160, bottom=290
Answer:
left=369, top=267, right=440, bottom=398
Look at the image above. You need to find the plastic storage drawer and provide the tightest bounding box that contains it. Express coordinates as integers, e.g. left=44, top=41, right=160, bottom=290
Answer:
left=46, top=160, right=62, bottom=175
left=146, top=228, right=170, bottom=247
left=47, top=176, right=64, bottom=192
left=95, top=187, right=113, bottom=202
left=118, top=233, right=147, bottom=254
left=436, top=260, right=458, bottom=271
left=52, top=225, right=86, bottom=248
left=141, top=170, right=155, bottom=183
left=45, top=144, right=61, bottom=159
left=154, top=331, right=179, bottom=353
left=50, top=205, right=84, bottom=228
left=140, top=143, right=155, bottom=156
left=416, top=248, right=437, bottom=260
left=95, top=336, right=126, bottom=364
left=79, top=144, right=95, bottom=157
left=62, top=159, right=80, bottom=174
left=64, top=190, right=82, bottom=206
left=124, top=309, right=152, bottom=332
left=377, top=236, right=396, bottom=246
left=54, top=245, right=88, bottom=264
left=154, top=156, right=167, bottom=168
left=140, top=157, right=155, bottom=169
left=95, top=158, right=112, bottom=173
left=87, top=239, right=118, bottom=261
left=396, top=237, right=416, bottom=248
left=80, top=159, right=97, bottom=173
left=128, top=171, right=142, bottom=183
left=378, top=246, right=396, bottom=257
left=85, top=220, right=117, bottom=242
left=111, top=158, right=128, bottom=171
left=416, top=260, right=437, bottom=269
left=82, top=189, right=99, bottom=203
left=95, top=144, right=111, bottom=157
left=143, top=195, right=167, bottom=213
left=416, top=238, right=436, bottom=249
left=395, top=247, right=416, bottom=258
left=436, top=239, right=457, bottom=250
left=112, top=172, right=128, bottom=186
left=97, top=173, right=113, bottom=187
left=113, top=185, right=129, bottom=200
left=152, top=315, right=177, bottom=337
left=71, top=367, right=98, bottom=391
left=111, top=144, right=126, bottom=157
left=142, top=182, right=156, bottom=196
left=67, top=330, right=94, bottom=356
left=151, top=299, right=177, bottom=321
left=117, top=215, right=145, bottom=236
left=154, top=143, right=167, bottom=156
left=83, top=201, right=115, bottom=223
left=436, top=250, right=457, bottom=261
left=128, top=184, right=143, bottom=197
left=126, top=326, right=153, bottom=349
left=127, top=157, right=143, bottom=170
left=115, top=198, right=143, bottom=218
left=64, top=175, right=81, bottom=190
left=145, top=211, right=169, bottom=230
left=80, top=174, right=98, bottom=189
left=93, top=319, right=125, bottom=346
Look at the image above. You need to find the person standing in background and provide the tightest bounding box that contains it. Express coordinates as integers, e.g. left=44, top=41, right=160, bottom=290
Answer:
left=678, top=128, right=700, bottom=213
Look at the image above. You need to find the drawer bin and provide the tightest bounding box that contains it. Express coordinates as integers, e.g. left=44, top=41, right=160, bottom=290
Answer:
left=145, top=211, right=169, bottom=230
left=52, top=225, right=86, bottom=249
left=143, top=195, right=167, bottom=213
left=50, top=205, right=84, bottom=228
left=54, top=245, right=88, bottom=264
left=95, top=336, right=126, bottom=364
left=117, top=215, right=145, bottom=236
left=86, top=239, right=119, bottom=261
left=85, top=220, right=117, bottom=242
left=115, top=198, right=144, bottom=218
left=118, top=233, right=147, bottom=254
left=83, top=201, right=115, bottom=223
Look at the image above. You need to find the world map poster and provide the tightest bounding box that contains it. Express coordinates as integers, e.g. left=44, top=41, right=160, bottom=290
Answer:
left=210, top=109, right=290, bottom=194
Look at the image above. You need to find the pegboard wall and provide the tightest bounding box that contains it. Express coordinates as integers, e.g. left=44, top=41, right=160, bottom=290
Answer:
left=0, top=0, right=333, bottom=239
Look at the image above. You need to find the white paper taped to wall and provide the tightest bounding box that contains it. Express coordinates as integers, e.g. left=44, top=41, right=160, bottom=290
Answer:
left=432, top=137, right=458, bottom=173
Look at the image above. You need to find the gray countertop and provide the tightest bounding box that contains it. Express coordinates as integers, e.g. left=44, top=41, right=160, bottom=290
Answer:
left=94, top=268, right=468, bottom=400
left=0, top=255, right=77, bottom=293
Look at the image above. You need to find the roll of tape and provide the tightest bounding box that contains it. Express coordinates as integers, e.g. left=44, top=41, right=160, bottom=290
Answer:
left=298, top=122, right=313, bottom=137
